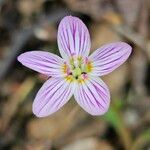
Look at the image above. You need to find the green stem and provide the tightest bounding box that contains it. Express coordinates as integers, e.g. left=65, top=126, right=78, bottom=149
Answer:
left=103, top=101, right=132, bottom=150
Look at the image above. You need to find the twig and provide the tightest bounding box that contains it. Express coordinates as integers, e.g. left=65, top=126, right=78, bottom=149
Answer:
left=103, top=102, right=132, bottom=150
left=112, top=25, right=146, bottom=50
left=131, top=129, right=150, bottom=150
left=1, top=77, right=36, bottom=132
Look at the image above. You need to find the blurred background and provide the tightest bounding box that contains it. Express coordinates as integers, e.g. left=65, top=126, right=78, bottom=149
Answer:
left=0, top=0, right=150, bottom=150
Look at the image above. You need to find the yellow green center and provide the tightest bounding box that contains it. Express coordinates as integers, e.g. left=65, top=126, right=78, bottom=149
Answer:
left=63, top=56, right=93, bottom=82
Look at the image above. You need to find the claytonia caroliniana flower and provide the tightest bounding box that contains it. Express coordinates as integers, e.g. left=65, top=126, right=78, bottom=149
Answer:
left=18, top=16, right=132, bottom=117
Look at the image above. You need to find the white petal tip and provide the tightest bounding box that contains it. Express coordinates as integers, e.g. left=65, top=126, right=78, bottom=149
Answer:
left=32, top=106, right=47, bottom=118
left=90, top=107, right=109, bottom=116
left=17, top=55, right=22, bottom=63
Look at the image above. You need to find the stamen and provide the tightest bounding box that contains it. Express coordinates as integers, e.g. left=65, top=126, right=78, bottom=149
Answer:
left=66, top=67, right=70, bottom=75
left=82, top=73, right=88, bottom=80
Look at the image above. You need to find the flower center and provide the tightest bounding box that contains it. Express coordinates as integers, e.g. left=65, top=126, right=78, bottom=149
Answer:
left=63, top=56, right=93, bottom=83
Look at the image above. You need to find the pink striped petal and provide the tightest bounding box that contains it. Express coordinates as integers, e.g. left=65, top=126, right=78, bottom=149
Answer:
left=89, top=42, right=132, bottom=76
left=74, top=76, right=110, bottom=115
left=17, top=51, right=64, bottom=77
left=33, top=78, right=76, bottom=117
left=57, top=16, right=91, bottom=59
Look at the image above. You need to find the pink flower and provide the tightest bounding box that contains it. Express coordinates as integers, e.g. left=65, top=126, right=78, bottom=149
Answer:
left=18, top=16, right=132, bottom=117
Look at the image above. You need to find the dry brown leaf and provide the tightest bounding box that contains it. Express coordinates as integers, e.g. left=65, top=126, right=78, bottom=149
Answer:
left=11, top=140, right=52, bottom=150
left=61, top=137, right=114, bottom=150
left=17, top=0, right=43, bottom=18
left=90, top=23, right=121, bottom=52
left=63, top=0, right=116, bottom=21
left=54, top=119, right=107, bottom=148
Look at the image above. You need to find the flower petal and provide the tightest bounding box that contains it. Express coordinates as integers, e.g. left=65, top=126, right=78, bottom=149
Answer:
left=74, top=76, right=110, bottom=115
left=33, top=78, right=76, bottom=117
left=89, top=42, right=132, bottom=76
left=17, top=51, right=64, bottom=77
left=57, top=16, right=91, bottom=60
